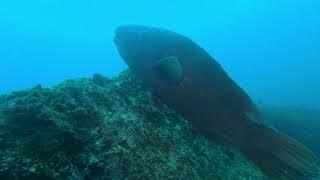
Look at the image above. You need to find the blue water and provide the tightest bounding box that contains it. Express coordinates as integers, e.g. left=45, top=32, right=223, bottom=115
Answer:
left=1, top=0, right=319, bottom=107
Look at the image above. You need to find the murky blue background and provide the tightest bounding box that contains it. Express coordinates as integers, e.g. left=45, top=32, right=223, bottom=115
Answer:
left=0, top=0, right=319, bottom=107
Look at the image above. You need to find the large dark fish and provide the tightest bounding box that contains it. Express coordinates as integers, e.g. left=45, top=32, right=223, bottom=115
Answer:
left=114, top=25, right=317, bottom=179
left=261, top=105, right=320, bottom=158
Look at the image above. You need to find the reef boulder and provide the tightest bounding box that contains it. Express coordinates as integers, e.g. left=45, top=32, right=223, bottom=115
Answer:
left=0, top=70, right=298, bottom=179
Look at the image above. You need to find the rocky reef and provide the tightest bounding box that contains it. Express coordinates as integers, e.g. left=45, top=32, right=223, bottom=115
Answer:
left=0, top=70, right=318, bottom=179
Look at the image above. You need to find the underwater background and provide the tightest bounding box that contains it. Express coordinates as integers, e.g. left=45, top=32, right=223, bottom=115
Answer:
left=1, top=1, right=320, bottom=179
left=1, top=0, right=319, bottom=107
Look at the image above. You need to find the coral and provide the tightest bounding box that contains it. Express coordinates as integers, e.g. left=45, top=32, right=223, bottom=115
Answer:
left=0, top=70, right=287, bottom=179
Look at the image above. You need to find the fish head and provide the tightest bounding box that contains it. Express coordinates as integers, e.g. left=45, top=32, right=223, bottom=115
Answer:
left=114, top=25, right=193, bottom=115
left=114, top=25, right=182, bottom=73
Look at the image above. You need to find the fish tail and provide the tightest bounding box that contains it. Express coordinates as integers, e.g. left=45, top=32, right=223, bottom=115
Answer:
left=240, top=122, right=318, bottom=179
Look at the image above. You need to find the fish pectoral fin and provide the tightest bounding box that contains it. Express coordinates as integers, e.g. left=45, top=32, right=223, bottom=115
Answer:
left=148, top=91, right=167, bottom=110
left=153, top=56, right=183, bottom=85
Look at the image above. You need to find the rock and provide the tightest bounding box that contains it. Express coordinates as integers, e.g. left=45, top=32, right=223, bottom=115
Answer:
left=92, top=73, right=111, bottom=87
left=0, top=70, right=274, bottom=179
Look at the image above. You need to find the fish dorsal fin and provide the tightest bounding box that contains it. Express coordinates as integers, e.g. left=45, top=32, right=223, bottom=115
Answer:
left=153, top=56, right=183, bottom=85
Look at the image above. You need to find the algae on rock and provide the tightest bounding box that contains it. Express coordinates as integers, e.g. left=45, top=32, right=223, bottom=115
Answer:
left=0, top=70, right=268, bottom=179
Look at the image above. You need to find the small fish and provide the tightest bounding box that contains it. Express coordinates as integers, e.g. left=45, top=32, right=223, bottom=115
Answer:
left=114, top=25, right=318, bottom=179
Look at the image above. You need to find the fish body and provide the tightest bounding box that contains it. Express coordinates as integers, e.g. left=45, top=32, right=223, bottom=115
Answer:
left=114, top=25, right=317, bottom=179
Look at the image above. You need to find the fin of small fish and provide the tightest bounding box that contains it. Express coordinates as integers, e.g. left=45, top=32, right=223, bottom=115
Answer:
left=153, top=56, right=183, bottom=85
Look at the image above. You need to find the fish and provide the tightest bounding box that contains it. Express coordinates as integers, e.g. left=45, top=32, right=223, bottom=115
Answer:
left=153, top=56, right=184, bottom=85
left=113, top=25, right=318, bottom=179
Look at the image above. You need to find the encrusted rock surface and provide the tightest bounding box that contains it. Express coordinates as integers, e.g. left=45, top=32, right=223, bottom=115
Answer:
left=0, top=70, right=276, bottom=179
